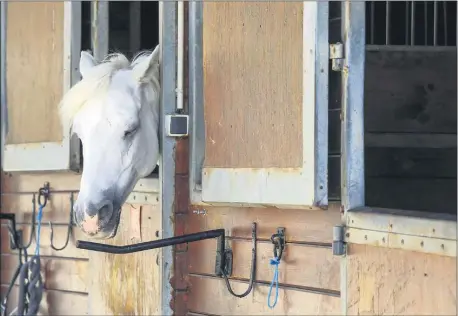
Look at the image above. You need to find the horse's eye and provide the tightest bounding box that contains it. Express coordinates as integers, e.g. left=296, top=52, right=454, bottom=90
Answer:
left=124, top=127, right=138, bottom=138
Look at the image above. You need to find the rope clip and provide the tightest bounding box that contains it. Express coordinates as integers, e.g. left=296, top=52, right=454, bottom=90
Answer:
left=270, top=227, right=286, bottom=261
left=38, top=182, right=50, bottom=208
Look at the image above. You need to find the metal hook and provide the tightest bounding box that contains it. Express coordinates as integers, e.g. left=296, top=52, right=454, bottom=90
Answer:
left=49, top=193, right=74, bottom=251
left=221, top=222, right=257, bottom=298
left=270, top=227, right=286, bottom=261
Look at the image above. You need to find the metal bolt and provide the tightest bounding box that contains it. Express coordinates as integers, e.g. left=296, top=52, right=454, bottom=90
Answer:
left=420, top=241, right=424, bottom=247
left=382, top=237, right=385, bottom=243
left=364, top=235, right=367, bottom=240
left=441, top=244, right=445, bottom=249
left=401, top=239, right=404, bottom=245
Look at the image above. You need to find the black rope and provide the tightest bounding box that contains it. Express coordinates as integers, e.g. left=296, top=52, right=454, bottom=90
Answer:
left=221, top=222, right=257, bottom=298
left=17, top=256, right=43, bottom=316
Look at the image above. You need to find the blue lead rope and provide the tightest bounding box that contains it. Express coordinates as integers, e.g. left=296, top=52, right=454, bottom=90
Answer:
left=35, top=205, right=44, bottom=256
left=267, top=257, right=280, bottom=309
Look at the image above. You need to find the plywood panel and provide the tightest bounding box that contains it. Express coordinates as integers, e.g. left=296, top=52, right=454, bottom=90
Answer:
left=203, top=2, right=303, bottom=168
left=6, top=2, right=64, bottom=144
left=188, top=239, right=340, bottom=291
left=188, top=205, right=342, bottom=243
left=1, top=254, right=88, bottom=293
left=87, top=204, right=161, bottom=315
left=1, top=284, right=88, bottom=315
left=188, top=275, right=340, bottom=315
left=364, top=49, right=457, bottom=134
left=347, top=244, right=456, bottom=315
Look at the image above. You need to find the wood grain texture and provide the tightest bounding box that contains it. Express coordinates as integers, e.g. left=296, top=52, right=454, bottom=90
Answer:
left=203, top=2, right=303, bottom=168
left=364, top=49, right=457, bottom=134
left=87, top=204, right=161, bottom=315
left=366, top=178, right=456, bottom=214
left=346, top=244, right=457, bottom=315
left=188, top=239, right=340, bottom=291
left=1, top=284, right=88, bottom=315
left=188, top=204, right=342, bottom=243
left=188, top=275, right=340, bottom=315
left=1, top=254, right=88, bottom=293
left=6, top=2, right=64, bottom=145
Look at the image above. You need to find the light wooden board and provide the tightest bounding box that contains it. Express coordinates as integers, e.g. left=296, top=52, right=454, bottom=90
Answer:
left=188, top=205, right=342, bottom=243
left=364, top=49, right=457, bottom=134
left=1, top=284, right=88, bottom=315
left=1, top=254, right=88, bottom=293
left=346, top=244, right=457, bottom=315
left=87, top=204, right=161, bottom=315
left=5, top=2, right=64, bottom=145
left=187, top=275, right=340, bottom=315
left=203, top=2, right=303, bottom=168
left=188, top=238, right=340, bottom=291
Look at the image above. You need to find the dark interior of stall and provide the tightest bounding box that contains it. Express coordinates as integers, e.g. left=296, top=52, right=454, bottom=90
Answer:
left=328, top=1, right=457, bottom=215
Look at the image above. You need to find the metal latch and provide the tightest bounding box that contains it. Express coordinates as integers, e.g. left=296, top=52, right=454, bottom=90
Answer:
left=332, top=225, right=346, bottom=256
left=329, top=42, right=344, bottom=72
left=165, top=114, right=189, bottom=137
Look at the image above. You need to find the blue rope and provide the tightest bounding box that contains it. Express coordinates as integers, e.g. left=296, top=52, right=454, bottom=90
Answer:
left=267, top=257, right=280, bottom=309
left=35, top=205, right=44, bottom=256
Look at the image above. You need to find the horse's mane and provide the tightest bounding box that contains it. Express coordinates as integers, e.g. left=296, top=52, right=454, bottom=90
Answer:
left=59, top=51, right=154, bottom=128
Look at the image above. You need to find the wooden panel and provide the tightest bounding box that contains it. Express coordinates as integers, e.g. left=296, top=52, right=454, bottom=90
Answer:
left=188, top=239, right=340, bottom=291
left=0, top=224, right=89, bottom=259
left=1, top=284, right=88, bottom=315
left=87, top=204, right=161, bottom=315
left=364, top=49, right=457, bottom=134
left=366, top=148, right=457, bottom=178
left=188, top=205, right=342, bottom=243
left=203, top=2, right=303, bottom=168
left=188, top=275, right=340, bottom=315
left=347, top=244, right=456, bottom=315
left=1, top=254, right=88, bottom=293
left=366, top=178, right=456, bottom=214
left=6, top=2, right=64, bottom=144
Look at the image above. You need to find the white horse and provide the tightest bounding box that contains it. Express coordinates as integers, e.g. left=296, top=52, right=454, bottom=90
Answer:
left=59, top=45, right=161, bottom=239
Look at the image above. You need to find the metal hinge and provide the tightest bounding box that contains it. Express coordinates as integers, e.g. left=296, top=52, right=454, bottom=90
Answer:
left=329, top=42, right=344, bottom=72
left=332, top=225, right=347, bottom=256
left=165, top=114, right=189, bottom=137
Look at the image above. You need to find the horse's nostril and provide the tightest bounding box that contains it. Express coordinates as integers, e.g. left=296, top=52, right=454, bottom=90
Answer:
left=98, top=203, right=113, bottom=219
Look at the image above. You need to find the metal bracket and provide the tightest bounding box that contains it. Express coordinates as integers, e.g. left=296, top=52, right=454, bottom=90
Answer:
left=332, top=225, right=346, bottom=256
left=329, top=42, right=344, bottom=72
left=165, top=114, right=189, bottom=137
left=215, top=248, right=233, bottom=277
left=10, top=229, right=22, bottom=250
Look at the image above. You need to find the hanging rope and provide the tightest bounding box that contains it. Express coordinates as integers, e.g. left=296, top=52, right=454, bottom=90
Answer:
left=267, top=257, right=280, bottom=309
left=267, top=228, right=285, bottom=309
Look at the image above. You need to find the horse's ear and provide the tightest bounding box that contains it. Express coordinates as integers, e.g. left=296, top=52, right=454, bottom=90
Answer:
left=132, top=45, right=160, bottom=83
left=80, top=51, right=96, bottom=79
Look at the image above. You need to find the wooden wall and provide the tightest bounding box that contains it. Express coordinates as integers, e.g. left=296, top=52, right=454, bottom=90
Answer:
left=346, top=244, right=456, bottom=315
left=364, top=48, right=457, bottom=214
left=0, top=3, right=162, bottom=314
left=171, top=3, right=342, bottom=315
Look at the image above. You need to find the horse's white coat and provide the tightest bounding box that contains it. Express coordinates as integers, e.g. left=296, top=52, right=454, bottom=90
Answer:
left=59, top=45, right=161, bottom=239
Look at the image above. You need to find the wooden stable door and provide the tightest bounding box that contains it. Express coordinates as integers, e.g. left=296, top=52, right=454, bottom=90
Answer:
left=189, top=2, right=330, bottom=210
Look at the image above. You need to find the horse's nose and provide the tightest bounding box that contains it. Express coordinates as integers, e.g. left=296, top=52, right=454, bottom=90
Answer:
left=79, top=202, right=113, bottom=235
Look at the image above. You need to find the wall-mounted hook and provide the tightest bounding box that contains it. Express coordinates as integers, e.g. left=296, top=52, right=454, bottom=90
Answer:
left=49, top=193, right=74, bottom=251
left=270, top=227, right=286, bottom=261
